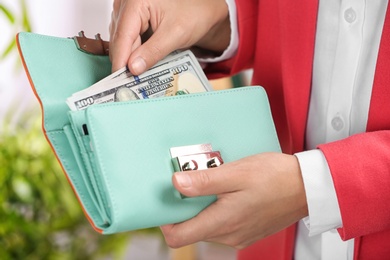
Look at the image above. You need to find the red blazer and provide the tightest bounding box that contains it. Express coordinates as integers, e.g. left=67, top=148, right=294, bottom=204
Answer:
left=207, top=0, right=390, bottom=259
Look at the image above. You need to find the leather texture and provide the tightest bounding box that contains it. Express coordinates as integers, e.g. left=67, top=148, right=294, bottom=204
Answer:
left=17, top=32, right=281, bottom=234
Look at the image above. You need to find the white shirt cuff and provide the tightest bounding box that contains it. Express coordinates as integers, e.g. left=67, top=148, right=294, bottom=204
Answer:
left=294, top=150, right=343, bottom=236
left=197, top=0, right=239, bottom=63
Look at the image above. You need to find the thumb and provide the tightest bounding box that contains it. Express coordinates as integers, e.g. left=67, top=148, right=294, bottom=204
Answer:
left=172, top=166, right=241, bottom=197
left=127, top=25, right=189, bottom=75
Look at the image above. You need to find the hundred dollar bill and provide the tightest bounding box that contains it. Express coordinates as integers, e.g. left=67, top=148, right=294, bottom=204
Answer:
left=70, top=50, right=188, bottom=101
left=71, top=50, right=182, bottom=99
left=67, top=50, right=210, bottom=111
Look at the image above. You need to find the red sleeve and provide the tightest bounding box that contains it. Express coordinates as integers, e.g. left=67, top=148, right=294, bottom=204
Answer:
left=318, top=131, right=390, bottom=240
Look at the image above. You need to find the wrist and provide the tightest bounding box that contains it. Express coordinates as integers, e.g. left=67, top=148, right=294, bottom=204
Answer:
left=195, top=0, right=231, bottom=53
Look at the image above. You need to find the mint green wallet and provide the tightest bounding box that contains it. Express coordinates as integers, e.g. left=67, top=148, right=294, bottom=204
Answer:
left=17, top=32, right=281, bottom=234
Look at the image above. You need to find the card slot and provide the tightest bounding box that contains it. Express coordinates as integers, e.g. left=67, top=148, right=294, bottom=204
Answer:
left=63, top=125, right=111, bottom=228
left=67, top=109, right=113, bottom=227
left=45, top=130, right=106, bottom=230
left=85, top=147, right=112, bottom=223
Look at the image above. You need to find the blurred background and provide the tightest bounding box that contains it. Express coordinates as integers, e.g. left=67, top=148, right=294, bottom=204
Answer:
left=0, top=0, right=243, bottom=259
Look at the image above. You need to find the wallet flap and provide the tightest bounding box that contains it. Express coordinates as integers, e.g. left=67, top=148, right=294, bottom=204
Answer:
left=17, top=32, right=111, bottom=131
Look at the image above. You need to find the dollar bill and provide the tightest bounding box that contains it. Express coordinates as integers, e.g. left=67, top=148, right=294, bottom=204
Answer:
left=71, top=50, right=182, bottom=99
left=67, top=50, right=210, bottom=111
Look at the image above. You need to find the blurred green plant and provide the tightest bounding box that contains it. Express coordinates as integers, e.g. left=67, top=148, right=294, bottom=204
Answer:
left=0, top=0, right=31, bottom=60
left=0, top=110, right=132, bottom=260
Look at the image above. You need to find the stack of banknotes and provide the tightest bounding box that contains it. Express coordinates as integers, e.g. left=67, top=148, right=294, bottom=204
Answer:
left=66, top=50, right=212, bottom=111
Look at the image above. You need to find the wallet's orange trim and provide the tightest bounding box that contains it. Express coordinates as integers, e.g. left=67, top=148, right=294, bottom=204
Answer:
left=16, top=33, right=103, bottom=234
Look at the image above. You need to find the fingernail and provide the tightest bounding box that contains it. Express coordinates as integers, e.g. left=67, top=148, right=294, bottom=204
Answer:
left=175, top=172, right=192, bottom=188
left=131, top=57, right=146, bottom=74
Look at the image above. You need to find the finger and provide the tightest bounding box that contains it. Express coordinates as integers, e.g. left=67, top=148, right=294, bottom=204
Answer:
left=109, top=14, right=116, bottom=60
left=172, top=163, right=244, bottom=197
left=110, top=1, right=149, bottom=72
left=109, top=0, right=122, bottom=65
left=131, top=35, right=142, bottom=52
left=127, top=23, right=190, bottom=75
left=160, top=224, right=174, bottom=238
left=109, top=19, right=117, bottom=58
left=160, top=201, right=229, bottom=248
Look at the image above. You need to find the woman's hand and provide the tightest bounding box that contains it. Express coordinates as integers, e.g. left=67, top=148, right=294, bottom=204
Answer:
left=160, top=153, right=308, bottom=249
left=109, top=0, right=231, bottom=74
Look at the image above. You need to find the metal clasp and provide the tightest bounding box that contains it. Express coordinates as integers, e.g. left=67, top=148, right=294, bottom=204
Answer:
left=170, top=143, right=224, bottom=172
left=170, top=143, right=224, bottom=199
left=73, top=31, right=109, bottom=55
